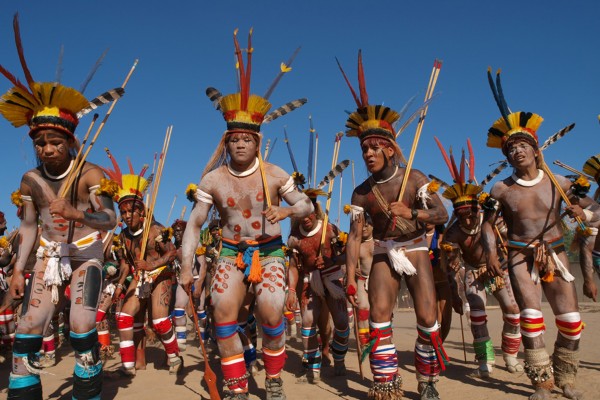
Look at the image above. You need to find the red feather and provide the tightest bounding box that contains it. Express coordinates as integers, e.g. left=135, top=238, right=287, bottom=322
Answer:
left=0, top=64, right=31, bottom=95
left=12, top=14, right=35, bottom=90
left=102, top=148, right=122, bottom=185
left=357, top=50, right=368, bottom=107
left=434, top=136, right=456, bottom=181
left=335, top=57, right=360, bottom=108
left=459, top=149, right=466, bottom=184
left=467, top=138, right=475, bottom=183
left=449, top=147, right=460, bottom=182
left=233, top=30, right=247, bottom=110
left=246, top=29, right=252, bottom=105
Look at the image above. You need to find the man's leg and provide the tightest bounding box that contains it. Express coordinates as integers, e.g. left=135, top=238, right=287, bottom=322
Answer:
left=172, top=283, right=189, bottom=352
left=325, top=282, right=350, bottom=376
left=406, top=251, right=446, bottom=400
left=366, top=256, right=403, bottom=400
left=211, top=258, right=248, bottom=398
left=8, top=260, right=55, bottom=400
left=465, top=268, right=495, bottom=377
left=298, top=279, right=321, bottom=383
left=255, top=257, right=287, bottom=400
left=115, top=283, right=141, bottom=376
left=150, top=273, right=181, bottom=374
left=493, top=271, right=523, bottom=373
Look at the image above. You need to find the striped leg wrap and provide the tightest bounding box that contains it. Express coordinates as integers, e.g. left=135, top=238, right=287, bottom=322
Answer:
left=221, top=353, right=249, bottom=393
left=555, top=312, right=584, bottom=340
left=71, top=329, right=102, bottom=400
left=42, top=333, right=55, bottom=355
left=330, top=327, right=350, bottom=363
left=197, top=310, right=208, bottom=340
left=8, top=333, right=43, bottom=399
left=116, top=312, right=135, bottom=369
left=520, top=309, right=545, bottom=338
left=173, top=308, right=187, bottom=345
left=263, top=346, right=286, bottom=378
left=473, top=337, right=495, bottom=363
left=0, top=309, right=15, bottom=346
left=153, top=317, right=179, bottom=359
left=301, top=327, right=320, bottom=370
left=470, top=310, right=487, bottom=326
left=364, top=321, right=398, bottom=383
left=501, top=313, right=521, bottom=356
left=415, top=321, right=450, bottom=381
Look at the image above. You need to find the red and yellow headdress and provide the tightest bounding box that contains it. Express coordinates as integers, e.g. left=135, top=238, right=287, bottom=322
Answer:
left=0, top=15, right=123, bottom=139
left=486, top=68, right=543, bottom=154
left=101, top=148, right=149, bottom=206
left=434, top=137, right=482, bottom=209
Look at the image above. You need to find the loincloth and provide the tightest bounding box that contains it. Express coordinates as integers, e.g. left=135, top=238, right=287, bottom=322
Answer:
left=466, top=262, right=505, bottom=294
left=373, top=235, right=428, bottom=276
left=221, top=236, right=285, bottom=283
left=37, top=231, right=102, bottom=303
left=507, top=237, right=574, bottom=283
left=304, top=263, right=346, bottom=300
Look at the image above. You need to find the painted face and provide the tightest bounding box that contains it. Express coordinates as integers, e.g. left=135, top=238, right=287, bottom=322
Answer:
left=362, top=222, right=373, bottom=240
left=302, top=212, right=317, bottom=231
left=456, top=206, right=479, bottom=230
left=210, top=227, right=221, bottom=241
left=173, top=225, right=185, bottom=242
left=361, top=141, right=393, bottom=174
left=119, top=201, right=144, bottom=230
left=33, top=129, right=72, bottom=167
left=506, top=139, right=537, bottom=169
left=226, top=132, right=258, bottom=166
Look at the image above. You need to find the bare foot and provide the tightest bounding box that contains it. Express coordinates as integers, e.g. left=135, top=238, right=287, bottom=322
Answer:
left=529, top=387, right=552, bottom=400
left=296, top=370, right=320, bottom=384
left=504, top=355, right=524, bottom=373
left=334, top=361, right=346, bottom=376
left=561, top=384, right=583, bottom=400
left=321, top=350, right=333, bottom=367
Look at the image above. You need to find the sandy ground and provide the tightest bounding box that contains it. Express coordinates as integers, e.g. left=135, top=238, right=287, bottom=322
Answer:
left=1, top=302, right=599, bottom=399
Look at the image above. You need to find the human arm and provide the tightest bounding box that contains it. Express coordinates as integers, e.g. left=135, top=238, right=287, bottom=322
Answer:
left=9, top=183, right=38, bottom=298
left=263, top=175, right=314, bottom=224
left=389, top=171, right=448, bottom=225
left=345, top=203, right=364, bottom=307
left=286, top=242, right=300, bottom=311
left=134, top=225, right=177, bottom=271
left=180, top=196, right=212, bottom=291
left=579, top=235, right=597, bottom=302
left=49, top=167, right=117, bottom=231
left=481, top=193, right=503, bottom=277
left=192, top=254, right=207, bottom=299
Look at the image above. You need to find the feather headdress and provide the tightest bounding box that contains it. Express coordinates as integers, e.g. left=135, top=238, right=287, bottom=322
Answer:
left=205, top=29, right=306, bottom=135
left=434, top=137, right=482, bottom=209
left=0, top=14, right=123, bottom=139
left=583, top=154, right=600, bottom=183
left=486, top=68, right=543, bottom=154
left=101, top=148, right=149, bottom=205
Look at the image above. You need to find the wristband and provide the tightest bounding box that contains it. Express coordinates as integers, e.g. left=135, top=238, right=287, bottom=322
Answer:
left=410, top=208, right=418, bottom=220
left=583, top=209, right=594, bottom=222
left=288, top=288, right=296, bottom=293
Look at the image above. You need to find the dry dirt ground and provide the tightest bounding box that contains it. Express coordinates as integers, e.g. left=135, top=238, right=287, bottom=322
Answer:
left=1, top=302, right=599, bottom=399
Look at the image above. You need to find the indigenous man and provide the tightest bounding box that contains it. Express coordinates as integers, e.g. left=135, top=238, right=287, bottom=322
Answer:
left=433, top=138, right=522, bottom=377
left=575, top=154, right=600, bottom=302
left=345, top=208, right=374, bottom=351
left=287, top=191, right=350, bottom=383
left=171, top=219, right=192, bottom=351
left=481, top=70, right=600, bottom=400
left=180, top=31, right=312, bottom=400
left=340, top=52, right=449, bottom=400
left=103, top=155, right=181, bottom=376
left=1, top=15, right=122, bottom=399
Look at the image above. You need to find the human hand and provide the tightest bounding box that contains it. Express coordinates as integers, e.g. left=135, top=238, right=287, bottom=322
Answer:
left=388, top=201, right=412, bottom=219
left=565, top=204, right=585, bottom=220
left=286, top=289, right=298, bottom=311
left=346, top=279, right=358, bottom=307
left=180, top=270, right=194, bottom=293
left=49, top=198, right=83, bottom=221
left=452, top=296, right=463, bottom=315
left=134, top=259, right=154, bottom=271
left=583, top=279, right=597, bottom=302
left=315, top=256, right=325, bottom=270
left=262, top=206, right=290, bottom=224
left=9, top=271, right=24, bottom=299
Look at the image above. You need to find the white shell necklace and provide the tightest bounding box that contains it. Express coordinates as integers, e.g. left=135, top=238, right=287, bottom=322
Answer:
left=511, top=169, right=544, bottom=187
left=227, top=158, right=259, bottom=177
left=43, top=159, right=74, bottom=180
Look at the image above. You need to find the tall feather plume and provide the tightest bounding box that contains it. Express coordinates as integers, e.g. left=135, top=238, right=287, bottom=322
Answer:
left=55, top=45, right=64, bottom=83
left=335, top=57, right=361, bottom=108
left=205, top=87, right=223, bottom=110
left=263, top=98, right=307, bottom=123
left=79, top=48, right=108, bottom=94
left=459, top=149, right=466, bottom=184
left=487, top=67, right=510, bottom=127
left=449, top=147, right=460, bottom=182
left=428, top=174, right=451, bottom=190
left=264, top=46, right=301, bottom=100
left=127, top=158, right=135, bottom=174
left=102, top=147, right=123, bottom=184
left=357, top=50, right=368, bottom=107
left=434, top=137, right=456, bottom=181
left=13, top=14, right=35, bottom=90
left=467, top=138, right=475, bottom=183
left=232, top=29, right=248, bottom=110
left=0, top=64, right=30, bottom=94
left=77, top=88, right=124, bottom=118
left=495, top=69, right=511, bottom=116
left=317, top=160, right=350, bottom=189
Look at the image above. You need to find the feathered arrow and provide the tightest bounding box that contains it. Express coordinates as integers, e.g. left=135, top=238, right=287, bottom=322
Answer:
left=317, top=160, right=350, bottom=189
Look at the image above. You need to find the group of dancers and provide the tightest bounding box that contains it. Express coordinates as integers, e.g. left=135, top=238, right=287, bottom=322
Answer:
left=1, top=14, right=599, bottom=400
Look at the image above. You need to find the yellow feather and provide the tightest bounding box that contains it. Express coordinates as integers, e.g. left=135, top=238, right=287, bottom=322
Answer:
left=280, top=63, right=292, bottom=73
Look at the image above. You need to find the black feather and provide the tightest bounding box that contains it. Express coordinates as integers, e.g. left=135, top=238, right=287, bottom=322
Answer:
left=76, top=88, right=124, bottom=118
left=263, top=98, right=307, bottom=123
left=205, top=87, right=223, bottom=110
left=317, top=160, right=350, bottom=189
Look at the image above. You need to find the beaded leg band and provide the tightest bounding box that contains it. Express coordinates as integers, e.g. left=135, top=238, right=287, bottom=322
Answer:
left=524, top=348, right=554, bottom=390
left=368, top=375, right=403, bottom=400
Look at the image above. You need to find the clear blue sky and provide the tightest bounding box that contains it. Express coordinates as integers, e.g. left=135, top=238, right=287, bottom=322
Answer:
left=0, top=1, right=598, bottom=234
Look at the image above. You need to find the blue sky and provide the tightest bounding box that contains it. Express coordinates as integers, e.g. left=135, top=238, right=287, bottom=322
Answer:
left=0, top=1, right=598, bottom=234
